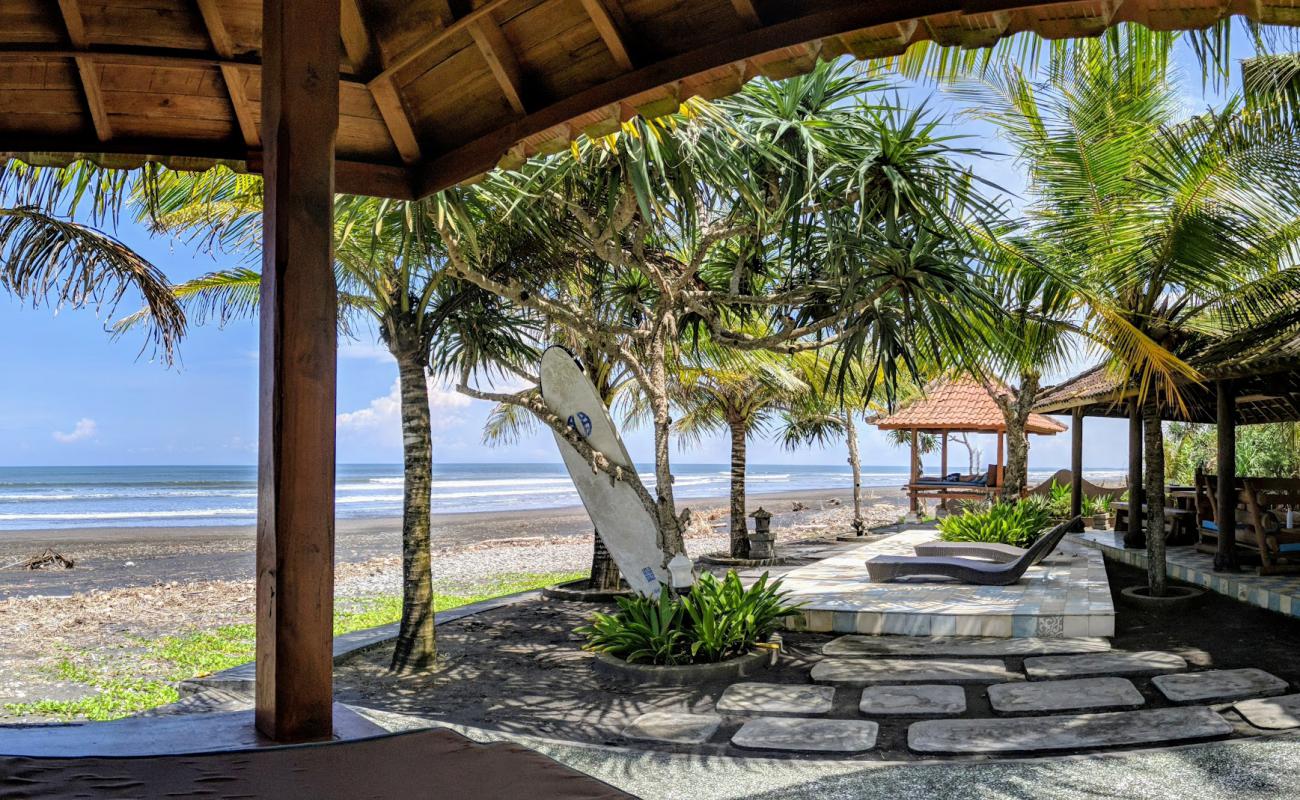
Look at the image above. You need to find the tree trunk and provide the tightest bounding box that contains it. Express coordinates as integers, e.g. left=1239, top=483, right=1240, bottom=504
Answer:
left=844, top=410, right=864, bottom=534
left=389, top=343, right=436, bottom=672
left=1143, top=398, right=1168, bottom=597
left=647, top=330, right=685, bottom=559
left=588, top=532, right=622, bottom=591
left=728, top=416, right=750, bottom=558
left=996, top=372, right=1039, bottom=499
left=1125, top=399, right=1145, bottom=549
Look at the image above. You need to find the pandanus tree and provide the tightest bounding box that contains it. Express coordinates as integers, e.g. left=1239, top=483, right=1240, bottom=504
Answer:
left=440, top=61, right=1003, bottom=571
left=954, top=27, right=1300, bottom=590
left=120, top=173, right=538, bottom=671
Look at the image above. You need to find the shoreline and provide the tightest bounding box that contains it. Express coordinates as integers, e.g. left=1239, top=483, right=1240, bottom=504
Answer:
left=0, top=486, right=903, bottom=599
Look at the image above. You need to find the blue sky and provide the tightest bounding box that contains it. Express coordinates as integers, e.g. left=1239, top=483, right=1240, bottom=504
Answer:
left=0, top=33, right=1250, bottom=470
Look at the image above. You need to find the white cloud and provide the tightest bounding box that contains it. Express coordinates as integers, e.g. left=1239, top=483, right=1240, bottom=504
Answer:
left=339, top=340, right=391, bottom=362
left=52, top=418, right=98, bottom=444
left=337, top=378, right=470, bottom=437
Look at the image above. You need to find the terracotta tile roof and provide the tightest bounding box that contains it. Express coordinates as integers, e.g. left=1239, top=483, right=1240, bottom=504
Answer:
left=876, top=377, right=1067, bottom=435
left=1034, top=365, right=1126, bottom=412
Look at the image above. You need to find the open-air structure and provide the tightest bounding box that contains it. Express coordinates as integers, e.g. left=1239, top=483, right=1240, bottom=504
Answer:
left=876, top=377, right=1066, bottom=512
left=1035, top=329, right=1300, bottom=572
left=7, top=0, right=1300, bottom=793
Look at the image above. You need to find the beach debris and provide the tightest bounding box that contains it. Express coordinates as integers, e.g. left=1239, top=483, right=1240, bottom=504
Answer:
left=791, top=501, right=808, bottom=512
left=2, top=549, right=75, bottom=571
left=124, top=561, right=136, bottom=567
left=825, top=498, right=842, bottom=507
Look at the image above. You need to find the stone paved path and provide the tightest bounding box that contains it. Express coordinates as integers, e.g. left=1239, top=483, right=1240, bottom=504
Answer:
left=1023, top=650, right=1187, bottom=680
left=715, top=683, right=834, bottom=716
left=812, top=657, right=1018, bottom=686
left=731, top=718, right=878, bottom=753
left=908, top=707, right=1233, bottom=754
left=987, top=677, right=1144, bottom=714
left=1152, top=669, right=1288, bottom=704
left=824, top=635, right=1110, bottom=658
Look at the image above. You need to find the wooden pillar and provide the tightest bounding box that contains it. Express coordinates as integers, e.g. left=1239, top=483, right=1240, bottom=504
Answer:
left=1215, top=380, right=1239, bottom=572
left=1125, top=399, right=1144, bottom=548
left=255, top=0, right=340, bottom=743
left=995, top=430, right=1005, bottom=488
left=909, top=429, right=920, bottom=514
left=1070, top=408, right=1084, bottom=529
left=940, top=433, right=949, bottom=477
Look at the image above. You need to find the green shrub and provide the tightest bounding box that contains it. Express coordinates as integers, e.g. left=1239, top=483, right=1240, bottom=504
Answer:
left=937, top=500, right=1052, bottom=547
left=1045, top=481, right=1073, bottom=518
left=576, top=571, right=801, bottom=665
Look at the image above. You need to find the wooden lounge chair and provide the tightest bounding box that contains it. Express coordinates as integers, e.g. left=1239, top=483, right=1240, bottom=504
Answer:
left=1242, top=477, right=1300, bottom=575
left=1194, top=469, right=1249, bottom=554
left=866, top=518, right=1077, bottom=585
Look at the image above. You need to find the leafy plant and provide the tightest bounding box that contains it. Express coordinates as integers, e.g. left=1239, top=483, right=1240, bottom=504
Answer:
left=937, top=500, right=1051, bottom=547
left=1045, top=481, right=1073, bottom=519
left=576, top=571, right=801, bottom=665
left=1082, top=495, right=1112, bottom=516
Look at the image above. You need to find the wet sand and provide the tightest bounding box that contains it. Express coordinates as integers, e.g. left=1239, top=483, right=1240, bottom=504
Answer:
left=0, top=487, right=902, bottom=599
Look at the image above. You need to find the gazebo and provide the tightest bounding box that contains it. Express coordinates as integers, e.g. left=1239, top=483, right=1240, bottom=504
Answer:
left=1034, top=331, right=1300, bottom=571
left=876, top=377, right=1066, bottom=513
left=2, top=0, right=1297, bottom=766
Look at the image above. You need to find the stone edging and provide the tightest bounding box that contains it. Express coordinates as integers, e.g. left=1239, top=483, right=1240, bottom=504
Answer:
left=697, top=552, right=787, bottom=567
left=180, top=589, right=543, bottom=694
left=591, top=635, right=781, bottom=687
left=541, top=579, right=631, bottom=602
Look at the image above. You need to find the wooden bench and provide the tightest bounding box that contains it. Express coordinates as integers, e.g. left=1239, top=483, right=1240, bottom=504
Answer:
left=1243, top=477, right=1300, bottom=575
left=1113, top=502, right=1196, bottom=544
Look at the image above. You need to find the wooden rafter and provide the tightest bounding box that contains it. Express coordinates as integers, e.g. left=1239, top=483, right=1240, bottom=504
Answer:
left=370, top=0, right=515, bottom=85
left=337, top=0, right=422, bottom=164
left=56, top=0, right=111, bottom=142
left=579, top=0, right=633, bottom=71
left=469, top=16, right=526, bottom=114
left=729, top=0, right=762, bottom=27
left=195, top=0, right=259, bottom=148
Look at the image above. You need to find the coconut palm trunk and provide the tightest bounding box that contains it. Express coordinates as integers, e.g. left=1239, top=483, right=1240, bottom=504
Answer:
left=389, top=340, right=437, bottom=672
left=588, top=533, right=622, bottom=591
left=1143, top=398, right=1168, bottom=597
left=727, top=416, right=750, bottom=558
left=646, top=329, right=685, bottom=558
left=844, top=410, right=865, bottom=534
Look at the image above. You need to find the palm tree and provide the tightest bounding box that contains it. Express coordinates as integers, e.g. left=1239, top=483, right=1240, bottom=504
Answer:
left=1, top=168, right=185, bottom=357
left=955, top=28, right=1300, bottom=588
left=122, top=177, right=537, bottom=671
left=671, top=339, right=805, bottom=558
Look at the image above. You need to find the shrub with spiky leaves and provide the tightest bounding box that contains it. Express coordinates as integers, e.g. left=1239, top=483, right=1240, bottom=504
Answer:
left=576, top=571, right=801, bottom=665
left=937, top=500, right=1051, bottom=547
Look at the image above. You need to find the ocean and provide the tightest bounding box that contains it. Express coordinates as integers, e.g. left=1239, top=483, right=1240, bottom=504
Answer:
left=0, top=463, right=1126, bottom=531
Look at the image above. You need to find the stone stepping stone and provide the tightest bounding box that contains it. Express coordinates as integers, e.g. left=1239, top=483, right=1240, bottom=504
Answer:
left=988, top=677, right=1144, bottom=714
left=812, top=658, right=1017, bottom=686
left=860, top=685, right=966, bottom=716
left=622, top=711, right=721, bottom=745
left=732, top=717, right=878, bottom=753
left=1152, top=669, right=1289, bottom=704
left=908, top=707, right=1233, bottom=754
left=1235, top=693, right=1300, bottom=729
left=1023, top=651, right=1186, bottom=680
left=716, top=683, right=835, bottom=716
left=825, top=635, right=1110, bottom=658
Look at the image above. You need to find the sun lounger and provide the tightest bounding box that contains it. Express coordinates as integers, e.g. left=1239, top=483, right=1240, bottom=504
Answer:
left=912, top=541, right=1026, bottom=563
left=866, top=518, right=1077, bottom=585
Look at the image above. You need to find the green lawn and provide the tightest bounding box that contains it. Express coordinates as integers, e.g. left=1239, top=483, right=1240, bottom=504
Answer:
left=6, top=570, right=586, bottom=722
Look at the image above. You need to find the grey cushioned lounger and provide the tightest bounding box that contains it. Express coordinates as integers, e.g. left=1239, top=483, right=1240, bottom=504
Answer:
left=866, top=518, right=1077, bottom=585
left=913, top=541, right=1026, bottom=563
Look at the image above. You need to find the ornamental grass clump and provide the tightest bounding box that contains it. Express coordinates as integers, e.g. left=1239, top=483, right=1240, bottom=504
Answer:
left=576, top=571, right=801, bottom=666
left=937, top=499, right=1051, bottom=547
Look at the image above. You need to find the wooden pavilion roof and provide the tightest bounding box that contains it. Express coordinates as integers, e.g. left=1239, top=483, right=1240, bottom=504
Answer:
left=876, top=376, right=1068, bottom=435
left=1034, top=332, right=1300, bottom=425
left=4, top=0, right=1300, bottom=200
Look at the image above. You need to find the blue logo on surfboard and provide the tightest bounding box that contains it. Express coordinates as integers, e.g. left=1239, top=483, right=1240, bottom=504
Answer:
left=567, top=411, right=593, bottom=438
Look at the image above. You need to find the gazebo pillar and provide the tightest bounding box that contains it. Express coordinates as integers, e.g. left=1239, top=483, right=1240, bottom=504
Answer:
left=255, top=0, right=340, bottom=742
left=1215, top=380, right=1239, bottom=572
left=1125, top=399, right=1144, bottom=548
left=909, top=429, right=921, bottom=514
left=995, top=430, right=1005, bottom=490
left=1070, top=408, right=1083, bottom=530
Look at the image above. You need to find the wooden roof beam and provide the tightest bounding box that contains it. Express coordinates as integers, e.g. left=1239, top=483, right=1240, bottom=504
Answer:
left=579, top=0, right=634, bottom=71
left=56, top=0, right=112, bottom=142
left=730, top=0, right=762, bottom=27
left=469, top=16, right=527, bottom=114
left=338, top=0, right=422, bottom=164
left=339, top=0, right=374, bottom=71
left=194, top=0, right=259, bottom=149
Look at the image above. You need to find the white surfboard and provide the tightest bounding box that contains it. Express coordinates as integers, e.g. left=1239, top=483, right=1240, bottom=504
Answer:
left=539, top=345, right=671, bottom=596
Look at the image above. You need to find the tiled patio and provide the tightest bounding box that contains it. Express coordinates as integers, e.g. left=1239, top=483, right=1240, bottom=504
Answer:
left=755, top=529, right=1114, bottom=638
left=1077, top=530, right=1300, bottom=620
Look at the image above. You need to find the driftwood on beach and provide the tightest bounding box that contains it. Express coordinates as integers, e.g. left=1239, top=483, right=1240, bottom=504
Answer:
left=1, top=548, right=75, bottom=571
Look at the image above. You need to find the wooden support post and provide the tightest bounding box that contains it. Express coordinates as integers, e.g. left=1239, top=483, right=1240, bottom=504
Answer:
left=1071, top=408, right=1084, bottom=530
left=909, top=429, right=920, bottom=516
left=256, top=0, right=340, bottom=743
left=940, top=433, right=949, bottom=478
left=996, top=430, right=1005, bottom=490
left=1125, top=399, right=1144, bottom=548
left=1215, top=380, right=1239, bottom=572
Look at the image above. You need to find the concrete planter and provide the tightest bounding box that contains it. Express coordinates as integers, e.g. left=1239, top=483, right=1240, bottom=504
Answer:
left=697, top=552, right=786, bottom=568
left=592, top=637, right=780, bottom=687
left=541, top=578, right=631, bottom=603
left=1119, top=584, right=1206, bottom=612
